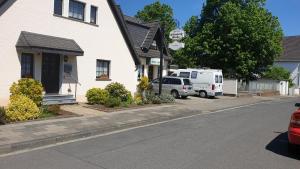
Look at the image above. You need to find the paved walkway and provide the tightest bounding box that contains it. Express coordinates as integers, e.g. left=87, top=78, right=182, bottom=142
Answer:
left=0, top=96, right=289, bottom=154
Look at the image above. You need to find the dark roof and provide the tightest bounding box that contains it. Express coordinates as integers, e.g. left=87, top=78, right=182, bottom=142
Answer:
left=124, top=15, right=171, bottom=60
left=278, top=36, right=300, bottom=61
left=107, top=0, right=140, bottom=65
left=0, top=0, right=7, bottom=6
left=16, top=31, right=84, bottom=56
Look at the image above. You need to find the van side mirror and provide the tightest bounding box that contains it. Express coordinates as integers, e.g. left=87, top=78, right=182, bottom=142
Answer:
left=295, top=103, right=300, bottom=107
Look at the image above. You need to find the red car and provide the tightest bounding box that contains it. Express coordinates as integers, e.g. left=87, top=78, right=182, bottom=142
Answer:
left=288, top=103, right=300, bottom=149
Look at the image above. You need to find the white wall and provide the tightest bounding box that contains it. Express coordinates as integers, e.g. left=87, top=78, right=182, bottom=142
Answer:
left=275, top=61, right=300, bottom=87
left=0, top=0, right=138, bottom=105
left=223, top=79, right=238, bottom=96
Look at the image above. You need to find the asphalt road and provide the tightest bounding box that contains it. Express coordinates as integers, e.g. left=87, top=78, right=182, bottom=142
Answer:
left=0, top=97, right=299, bottom=169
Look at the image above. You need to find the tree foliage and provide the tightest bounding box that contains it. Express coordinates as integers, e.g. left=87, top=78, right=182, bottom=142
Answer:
left=177, top=0, right=283, bottom=78
left=135, top=1, right=176, bottom=41
left=263, top=66, right=293, bottom=87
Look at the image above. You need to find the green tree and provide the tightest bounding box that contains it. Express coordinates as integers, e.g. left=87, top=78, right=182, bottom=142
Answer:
left=135, top=1, right=176, bottom=41
left=263, top=66, right=294, bottom=87
left=172, top=16, right=201, bottom=68
left=180, top=0, right=283, bottom=79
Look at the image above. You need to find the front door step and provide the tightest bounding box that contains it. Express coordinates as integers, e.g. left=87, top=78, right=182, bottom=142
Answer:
left=42, top=94, right=77, bottom=105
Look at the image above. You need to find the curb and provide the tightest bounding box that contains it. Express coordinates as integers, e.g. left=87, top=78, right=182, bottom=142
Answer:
left=0, top=109, right=202, bottom=155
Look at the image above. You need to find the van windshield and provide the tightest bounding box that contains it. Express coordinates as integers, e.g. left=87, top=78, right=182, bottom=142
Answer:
left=179, top=72, right=190, bottom=78
left=183, top=79, right=191, bottom=85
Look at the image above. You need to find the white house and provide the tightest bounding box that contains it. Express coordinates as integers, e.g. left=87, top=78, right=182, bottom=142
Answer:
left=0, top=0, right=143, bottom=105
left=124, top=16, right=171, bottom=81
left=275, top=36, right=300, bottom=87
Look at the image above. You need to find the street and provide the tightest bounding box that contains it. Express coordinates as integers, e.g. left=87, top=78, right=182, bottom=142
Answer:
left=0, top=97, right=299, bottom=169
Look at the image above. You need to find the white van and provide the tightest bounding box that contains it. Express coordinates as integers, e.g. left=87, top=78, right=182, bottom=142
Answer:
left=171, top=69, right=223, bottom=98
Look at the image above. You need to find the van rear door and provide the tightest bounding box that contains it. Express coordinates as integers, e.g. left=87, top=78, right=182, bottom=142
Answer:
left=213, top=73, right=223, bottom=94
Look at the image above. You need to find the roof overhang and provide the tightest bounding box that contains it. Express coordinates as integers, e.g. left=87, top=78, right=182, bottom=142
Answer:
left=16, top=31, right=84, bottom=56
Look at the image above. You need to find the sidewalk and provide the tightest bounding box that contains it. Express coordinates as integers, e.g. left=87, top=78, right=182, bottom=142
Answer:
left=0, top=96, right=288, bottom=154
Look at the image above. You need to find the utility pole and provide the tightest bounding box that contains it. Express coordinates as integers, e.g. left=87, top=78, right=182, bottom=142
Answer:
left=158, top=26, right=164, bottom=96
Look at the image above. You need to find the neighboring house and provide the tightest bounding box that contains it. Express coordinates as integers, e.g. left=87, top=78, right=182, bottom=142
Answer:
left=0, top=0, right=141, bottom=106
left=124, top=16, right=171, bottom=81
left=275, top=36, right=300, bottom=87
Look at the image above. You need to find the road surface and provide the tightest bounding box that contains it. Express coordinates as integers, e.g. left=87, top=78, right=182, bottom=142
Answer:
left=0, top=97, right=299, bottom=169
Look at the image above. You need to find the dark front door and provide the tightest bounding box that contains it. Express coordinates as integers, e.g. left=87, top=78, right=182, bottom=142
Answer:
left=42, top=53, right=60, bottom=94
left=148, top=65, right=154, bottom=81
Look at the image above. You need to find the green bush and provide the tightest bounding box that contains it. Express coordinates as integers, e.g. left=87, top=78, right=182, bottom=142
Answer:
left=86, top=88, right=109, bottom=104
left=151, top=95, right=162, bottom=104
left=104, top=97, right=121, bottom=108
left=10, top=78, right=43, bottom=106
left=6, top=95, right=40, bottom=122
left=0, top=107, right=6, bottom=124
left=134, top=95, right=144, bottom=105
left=105, top=82, right=131, bottom=102
left=159, top=94, right=175, bottom=103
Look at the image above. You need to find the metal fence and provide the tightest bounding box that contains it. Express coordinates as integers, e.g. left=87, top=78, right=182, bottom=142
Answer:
left=237, top=79, right=280, bottom=93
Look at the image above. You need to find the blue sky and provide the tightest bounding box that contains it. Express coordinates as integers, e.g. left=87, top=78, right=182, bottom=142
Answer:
left=116, top=0, right=300, bottom=36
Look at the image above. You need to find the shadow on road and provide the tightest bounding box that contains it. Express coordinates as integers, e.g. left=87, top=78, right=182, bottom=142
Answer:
left=265, top=132, right=300, bottom=160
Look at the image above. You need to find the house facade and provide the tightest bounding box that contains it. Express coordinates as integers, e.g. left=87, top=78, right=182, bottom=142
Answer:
left=275, top=36, right=300, bottom=87
left=124, top=16, right=171, bottom=81
left=0, top=0, right=141, bottom=106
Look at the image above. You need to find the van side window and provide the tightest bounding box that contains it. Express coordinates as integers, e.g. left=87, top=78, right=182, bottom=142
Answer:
left=179, top=72, right=190, bottom=78
left=170, top=78, right=181, bottom=85
left=215, top=75, right=218, bottom=83
left=219, top=75, right=223, bottom=83
left=163, top=78, right=170, bottom=84
left=191, top=71, right=197, bottom=79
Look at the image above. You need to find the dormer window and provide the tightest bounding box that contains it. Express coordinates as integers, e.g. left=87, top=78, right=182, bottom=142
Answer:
left=54, top=0, right=63, bottom=15
left=150, top=40, right=158, bottom=50
left=69, top=0, right=85, bottom=21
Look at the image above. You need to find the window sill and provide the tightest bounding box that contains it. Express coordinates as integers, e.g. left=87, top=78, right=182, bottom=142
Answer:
left=53, top=14, right=99, bottom=27
left=96, top=78, right=112, bottom=81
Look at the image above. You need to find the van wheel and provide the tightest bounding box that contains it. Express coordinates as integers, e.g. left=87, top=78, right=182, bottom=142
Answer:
left=199, top=91, right=207, bottom=98
left=171, top=90, right=179, bottom=99
left=181, top=96, right=188, bottom=99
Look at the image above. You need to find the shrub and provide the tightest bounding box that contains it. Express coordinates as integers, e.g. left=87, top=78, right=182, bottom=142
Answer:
left=159, top=94, right=175, bottom=103
left=105, top=82, right=131, bottom=102
left=104, top=97, right=121, bottom=108
left=151, top=95, right=162, bottom=104
left=10, top=78, right=43, bottom=106
left=137, top=76, right=150, bottom=92
left=134, top=95, right=144, bottom=105
left=86, top=88, right=109, bottom=104
left=6, top=95, right=40, bottom=122
left=0, top=107, right=6, bottom=124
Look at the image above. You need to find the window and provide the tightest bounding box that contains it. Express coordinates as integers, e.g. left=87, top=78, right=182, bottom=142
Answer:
left=179, top=72, right=190, bottom=78
left=150, top=40, right=158, bottom=50
left=96, top=60, right=110, bottom=79
left=183, top=79, right=191, bottom=85
left=21, top=53, right=34, bottom=78
left=137, top=65, right=144, bottom=79
left=54, top=0, right=63, bottom=15
left=90, top=6, right=97, bottom=24
left=191, top=71, right=198, bottom=79
left=69, top=0, right=85, bottom=21
left=219, top=75, right=223, bottom=83
left=215, top=75, right=218, bottom=83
